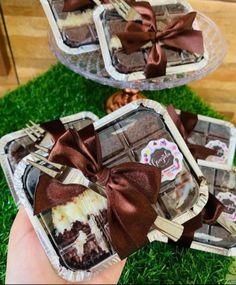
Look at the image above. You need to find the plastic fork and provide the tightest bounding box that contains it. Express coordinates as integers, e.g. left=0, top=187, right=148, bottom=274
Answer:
left=27, top=152, right=66, bottom=179
left=26, top=151, right=106, bottom=196
left=109, top=0, right=142, bottom=22
left=25, top=120, right=45, bottom=143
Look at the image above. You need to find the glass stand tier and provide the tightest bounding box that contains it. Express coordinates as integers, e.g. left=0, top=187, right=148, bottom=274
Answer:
left=49, top=12, right=226, bottom=112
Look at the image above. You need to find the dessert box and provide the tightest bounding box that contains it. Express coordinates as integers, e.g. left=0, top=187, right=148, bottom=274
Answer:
left=173, top=110, right=236, bottom=170
left=148, top=166, right=236, bottom=257
left=192, top=166, right=236, bottom=256
left=93, top=0, right=208, bottom=81
left=40, top=0, right=101, bottom=54
left=0, top=111, right=98, bottom=206
left=190, top=115, right=236, bottom=170
left=12, top=99, right=210, bottom=282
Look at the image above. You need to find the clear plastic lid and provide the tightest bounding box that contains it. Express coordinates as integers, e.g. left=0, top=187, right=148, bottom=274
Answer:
left=95, top=0, right=207, bottom=81
left=20, top=163, right=114, bottom=271
left=188, top=119, right=231, bottom=160
left=0, top=114, right=97, bottom=205
left=14, top=102, right=207, bottom=273
left=46, top=0, right=98, bottom=49
left=97, top=106, right=200, bottom=220
left=4, top=117, right=94, bottom=175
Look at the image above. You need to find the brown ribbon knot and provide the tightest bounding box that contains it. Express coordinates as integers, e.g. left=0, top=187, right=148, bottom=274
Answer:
left=167, top=104, right=217, bottom=160
left=117, top=2, right=204, bottom=78
left=34, top=124, right=161, bottom=259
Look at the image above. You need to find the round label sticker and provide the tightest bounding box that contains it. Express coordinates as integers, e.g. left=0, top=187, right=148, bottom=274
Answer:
left=216, top=192, right=236, bottom=222
left=140, top=139, right=183, bottom=182
left=205, top=140, right=228, bottom=163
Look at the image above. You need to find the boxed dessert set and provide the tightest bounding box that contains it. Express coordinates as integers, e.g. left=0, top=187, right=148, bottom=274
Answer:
left=41, top=0, right=209, bottom=81
left=1, top=0, right=234, bottom=283
left=1, top=99, right=236, bottom=282
left=166, top=105, right=236, bottom=170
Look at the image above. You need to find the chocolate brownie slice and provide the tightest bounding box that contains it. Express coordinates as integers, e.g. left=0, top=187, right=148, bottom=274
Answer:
left=51, top=189, right=112, bottom=270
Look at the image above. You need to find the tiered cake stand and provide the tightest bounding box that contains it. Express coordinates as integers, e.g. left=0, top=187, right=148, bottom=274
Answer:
left=49, top=12, right=226, bottom=113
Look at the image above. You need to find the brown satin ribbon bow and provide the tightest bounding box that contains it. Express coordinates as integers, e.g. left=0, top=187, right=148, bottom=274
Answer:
left=40, top=119, right=66, bottom=142
left=34, top=124, right=161, bottom=259
left=117, top=2, right=204, bottom=78
left=167, top=104, right=217, bottom=160
left=33, top=122, right=223, bottom=255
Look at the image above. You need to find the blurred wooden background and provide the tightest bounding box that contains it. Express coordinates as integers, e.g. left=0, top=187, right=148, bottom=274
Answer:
left=0, top=0, right=236, bottom=124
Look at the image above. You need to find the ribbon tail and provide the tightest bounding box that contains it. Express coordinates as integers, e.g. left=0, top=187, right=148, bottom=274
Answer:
left=202, top=192, right=224, bottom=224
left=40, top=119, right=66, bottom=142
left=171, top=193, right=224, bottom=247
left=34, top=174, right=87, bottom=215
left=187, top=143, right=218, bottom=160
left=167, top=104, right=189, bottom=138
left=180, top=110, right=198, bottom=137
left=106, top=180, right=157, bottom=259
left=162, top=30, right=204, bottom=54
left=107, top=204, right=140, bottom=259
left=171, top=212, right=203, bottom=247
left=145, top=43, right=167, bottom=78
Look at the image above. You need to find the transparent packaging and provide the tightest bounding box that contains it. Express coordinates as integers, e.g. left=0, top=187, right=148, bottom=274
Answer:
left=194, top=166, right=236, bottom=250
left=189, top=117, right=236, bottom=167
left=179, top=113, right=236, bottom=170
left=21, top=164, right=114, bottom=271
left=49, top=6, right=226, bottom=90
left=97, top=106, right=201, bottom=220
left=94, top=0, right=210, bottom=81
left=102, top=2, right=203, bottom=75
left=0, top=112, right=98, bottom=205
left=13, top=100, right=209, bottom=281
left=40, top=0, right=100, bottom=54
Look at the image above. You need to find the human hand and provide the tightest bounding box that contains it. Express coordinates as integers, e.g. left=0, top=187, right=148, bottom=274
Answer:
left=5, top=207, right=126, bottom=284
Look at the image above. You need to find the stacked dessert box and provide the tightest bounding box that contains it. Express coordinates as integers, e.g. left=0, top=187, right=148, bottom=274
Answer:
left=0, top=100, right=236, bottom=282
left=41, top=0, right=208, bottom=80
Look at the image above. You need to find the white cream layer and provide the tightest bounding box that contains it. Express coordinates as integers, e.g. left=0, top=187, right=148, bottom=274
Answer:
left=52, top=189, right=107, bottom=234
left=57, top=10, right=94, bottom=29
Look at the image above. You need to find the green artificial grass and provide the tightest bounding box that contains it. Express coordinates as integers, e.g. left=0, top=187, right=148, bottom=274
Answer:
left=0, top=63, right=233, bottom=284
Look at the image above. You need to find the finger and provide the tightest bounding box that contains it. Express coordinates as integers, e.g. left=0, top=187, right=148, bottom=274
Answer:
left=8, top=207, right=34, bottom=246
